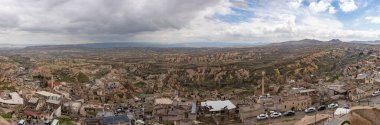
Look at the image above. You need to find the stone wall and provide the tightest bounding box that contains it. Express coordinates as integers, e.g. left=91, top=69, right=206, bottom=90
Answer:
left=348, top=106, right=380, bottom=125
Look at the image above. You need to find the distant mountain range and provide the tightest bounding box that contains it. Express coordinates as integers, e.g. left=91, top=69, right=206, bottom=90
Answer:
left=270, top=39, right=344, bottom=46
left=0, top=44, right=26, bottom=50
left=77, top=41, right=266, bottom=48
left=2, top=39, right=380, bottom=50
left=24, top=41, right=266, bottom=49
left=351, top=40, right=380, bottom=44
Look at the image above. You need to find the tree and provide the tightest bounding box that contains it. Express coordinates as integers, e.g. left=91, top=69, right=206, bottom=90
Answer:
left=34, top=75, right=48, bottom=88
left=76, top=72, right=90, bottom=83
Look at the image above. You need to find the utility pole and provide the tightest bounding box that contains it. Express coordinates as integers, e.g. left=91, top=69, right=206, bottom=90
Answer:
left=314, top=100, right=318, bottom=125
left=261, top=71, right=266, bottom=95
left=315, top=98, right=322, bottom=125
left=314, top=104, right=318, bottom=125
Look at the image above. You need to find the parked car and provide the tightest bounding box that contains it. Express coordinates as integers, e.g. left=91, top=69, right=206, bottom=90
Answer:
left=116, top=107, right=126, bottom=113
left=328, top=103, right=339, bottom=109
left=318, top=105, right=326, bottom=111
left=372, top=90, right=380, bottom=97
left=343, top=104, right=350, bottom=109
left=304, top=107, right=316, bottom=113
left=18, top=120, right=26, bottom=125
left=256, top=114, right=269, bottom=120
left=358, top=99, right=370, bottom=104
left=283, top=110, right=295, bottom=117
left=270, top=112, right=282, bottom=118
left=51, top=119, right=59, bottom=125
left=43, top=120, right=50, bottom=125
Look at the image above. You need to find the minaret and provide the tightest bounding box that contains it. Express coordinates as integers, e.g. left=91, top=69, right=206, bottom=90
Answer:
left=51, top=75, right=54, bottom=88
left=261, top=71, right=265, bottom=95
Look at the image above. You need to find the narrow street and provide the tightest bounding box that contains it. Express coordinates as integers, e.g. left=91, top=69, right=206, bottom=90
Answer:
left=230, top=109, right=335, bottom=125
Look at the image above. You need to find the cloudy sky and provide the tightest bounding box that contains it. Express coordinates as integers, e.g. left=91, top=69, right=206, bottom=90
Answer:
left=0, top=0, right=380, bottom=44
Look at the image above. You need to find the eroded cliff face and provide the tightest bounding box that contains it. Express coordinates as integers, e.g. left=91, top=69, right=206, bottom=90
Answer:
left=0, top=58, right=24, bottom=84
left=184, top=67, right=249, bottom=82
left=103, top=48, right=374, bottom=94
left=0, top=41, right=375, bottom=96
left=165, top=52, right=241, bottom=63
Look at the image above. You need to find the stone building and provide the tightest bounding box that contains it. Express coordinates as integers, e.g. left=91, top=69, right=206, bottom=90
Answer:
left=199, top=100, right=240, bottom=124
left=348, top=85, right=378, bottom=101
left=280, top=95, right=312, bottom=111
left=239, top=104, right=265, bottom=122
left=354, top=73, right=373, bottom=84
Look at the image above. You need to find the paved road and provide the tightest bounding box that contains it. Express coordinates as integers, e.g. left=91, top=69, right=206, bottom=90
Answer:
left=233, top=109, right=335, bottom=125
left=368, top=94, right=380, bottom=106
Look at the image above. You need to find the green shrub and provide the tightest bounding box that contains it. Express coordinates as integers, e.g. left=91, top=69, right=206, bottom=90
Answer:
left=135, top=81, right=146, bottom=88
left=58, top=117, right=75, bottom=125
left=1, top=112, right=12, bottom=119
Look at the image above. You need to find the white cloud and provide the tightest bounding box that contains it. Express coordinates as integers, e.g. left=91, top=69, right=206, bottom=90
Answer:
left=308, top=0, right=332, bottom=13
left=339, top=0, right=358, bottom=12
left=365, top=16, right=380, bottom=24
left=328, top=6, right=337, bottom=14
left=131, top=0, right=380, bottom=43
left=288, top=0, right=303, bottom=9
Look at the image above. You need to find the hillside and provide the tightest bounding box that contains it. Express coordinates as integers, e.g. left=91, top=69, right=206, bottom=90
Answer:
left=1, top=39, right=377, bottom=96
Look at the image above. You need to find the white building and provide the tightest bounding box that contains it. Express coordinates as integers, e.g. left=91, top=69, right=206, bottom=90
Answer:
left=0, top=92, right=24, bottom=107
left=36, top=91, right=61, bottom=99
left=154, top=98, right=173, bottom=105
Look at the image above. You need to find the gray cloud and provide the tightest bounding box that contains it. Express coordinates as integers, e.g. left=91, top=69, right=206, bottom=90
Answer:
left=1, top=0, right=218, bottom=36
left=1, top=0, right=379, bottom=44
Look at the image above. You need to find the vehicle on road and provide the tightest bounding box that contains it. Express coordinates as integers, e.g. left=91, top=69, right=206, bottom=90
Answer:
left=328, top=103, right=339, bottom=109
left=318, top=105, right=326, bottom=111
left=270, top=112, right=282, bottom=118
left=304, top=107, right=316, bottom=113
left=51, top=119, right=60, bottom=125
left=343, top=104, right=350, bottom=109
left=116, top=107, right=126, bottom=113
left=256, top=114, right=269, bottom=120
left=18, top=120, right=26, bottom=125
left=283, top=110, right=295, bottom=117
left=372, top=90, right=380, bottom=97
left=358, top=99, right=370, bottom=104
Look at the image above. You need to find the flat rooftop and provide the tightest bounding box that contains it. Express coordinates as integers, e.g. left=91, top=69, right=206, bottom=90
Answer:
left=36, top=91, right=61, bottom=99
left=0, top=92, right=23, bottom=105
left=201, top=100, right=236, bottom=112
